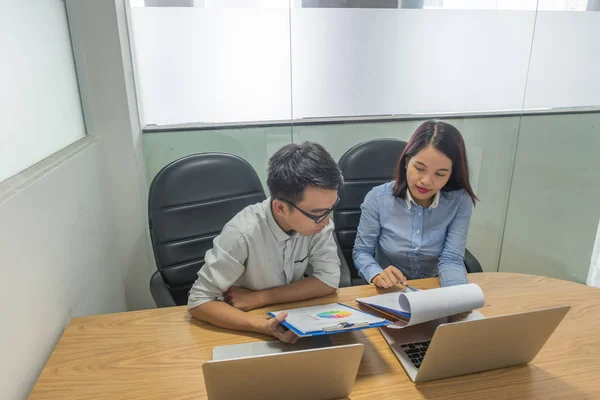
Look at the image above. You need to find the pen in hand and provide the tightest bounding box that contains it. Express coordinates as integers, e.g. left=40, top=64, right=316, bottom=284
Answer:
left=403, top=283, right=420, bottom=292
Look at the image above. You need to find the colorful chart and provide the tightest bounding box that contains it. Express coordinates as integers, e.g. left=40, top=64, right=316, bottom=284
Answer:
left=316, top=310, right=352, bottom=319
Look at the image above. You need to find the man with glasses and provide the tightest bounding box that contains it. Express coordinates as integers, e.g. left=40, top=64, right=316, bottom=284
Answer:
left=188, top=142, right=344, bottom=343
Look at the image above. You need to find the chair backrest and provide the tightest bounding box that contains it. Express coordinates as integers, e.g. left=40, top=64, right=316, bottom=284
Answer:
left=333, top=139, right=407, bottom=281
left=148, top=153, right=266, bottom=305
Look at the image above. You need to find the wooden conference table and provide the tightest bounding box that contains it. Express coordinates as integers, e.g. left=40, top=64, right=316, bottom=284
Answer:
left=29, top=272, right=600, bottom=399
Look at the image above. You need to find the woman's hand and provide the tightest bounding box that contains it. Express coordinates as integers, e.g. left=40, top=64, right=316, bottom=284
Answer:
left=372, top=266, right=408, bottom=289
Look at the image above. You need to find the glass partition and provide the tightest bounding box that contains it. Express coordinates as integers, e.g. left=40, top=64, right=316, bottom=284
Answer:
left=131, top=1, right=600, bottom=280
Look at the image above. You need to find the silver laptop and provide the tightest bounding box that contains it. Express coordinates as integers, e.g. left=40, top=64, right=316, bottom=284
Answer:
left=380, top=306, right=569, bottom=383
left=212, top=335, right=333, bottom=360
left=203, top=340, right=364, bottom=400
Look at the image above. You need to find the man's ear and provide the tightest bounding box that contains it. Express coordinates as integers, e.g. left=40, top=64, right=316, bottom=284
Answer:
left=271, top=199, right=287, bottom=216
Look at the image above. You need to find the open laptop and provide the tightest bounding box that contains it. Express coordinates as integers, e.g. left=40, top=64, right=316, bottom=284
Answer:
left=203, top=339, right=364, bottom=400
left=380, top=306, right=570, bottom=383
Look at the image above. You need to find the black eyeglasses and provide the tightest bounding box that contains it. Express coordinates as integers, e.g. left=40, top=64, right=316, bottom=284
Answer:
left=280, top=197, right=340, bottom=224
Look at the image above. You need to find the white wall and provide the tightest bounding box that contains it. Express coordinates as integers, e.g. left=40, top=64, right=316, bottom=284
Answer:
left=66, top=0, right=156, bottom=310
left=290, top=9, right=535, bottom=118
left=0, top=0, right=86, bottom=183
left=129, top=8, right=600, bottom=126
left=524, top=11, right=600, bottom=109
left=0, top=2, right=131, bottom=398
left=0, top=1, right=156, bottom=397
left=0, top=139, right=128, bottom=399
left=130, top=7, right=292, bottom=125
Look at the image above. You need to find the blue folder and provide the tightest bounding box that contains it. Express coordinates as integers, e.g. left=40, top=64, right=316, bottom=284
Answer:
left=267, top=303, right=392, bottom=337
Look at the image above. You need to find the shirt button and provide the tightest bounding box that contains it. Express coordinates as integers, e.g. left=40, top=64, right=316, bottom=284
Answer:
left=416, top=230, right=420, bottom=234
left=418, top=212, right=422, bottom=216
left=415, top=247, right=420, bottom=252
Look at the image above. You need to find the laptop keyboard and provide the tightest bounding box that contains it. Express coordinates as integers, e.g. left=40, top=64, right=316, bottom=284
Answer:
left=398, top=340, right=431, bottom=369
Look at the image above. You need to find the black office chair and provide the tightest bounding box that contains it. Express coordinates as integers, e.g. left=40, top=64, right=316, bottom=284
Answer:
left=333, top=139, right=483, bottom=286
left=148, top=153, right=266, bottom=307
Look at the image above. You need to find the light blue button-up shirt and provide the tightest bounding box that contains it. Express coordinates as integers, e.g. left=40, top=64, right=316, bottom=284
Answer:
left=353, top=181, right=472, bottom=287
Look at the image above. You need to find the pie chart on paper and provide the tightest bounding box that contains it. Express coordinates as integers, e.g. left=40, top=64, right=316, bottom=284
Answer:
left=316, top=310, right=352, bottom=319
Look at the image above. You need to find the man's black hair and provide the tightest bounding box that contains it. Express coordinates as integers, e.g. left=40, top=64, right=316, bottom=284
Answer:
left=267, top=142, right=343, bottom=203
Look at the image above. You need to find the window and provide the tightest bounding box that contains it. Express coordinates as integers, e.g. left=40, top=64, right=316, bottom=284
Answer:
left=1, top=0, right=86, bottom=183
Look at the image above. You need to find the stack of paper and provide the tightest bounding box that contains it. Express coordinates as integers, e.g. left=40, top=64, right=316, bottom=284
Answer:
left=356, top=283, right=485, bottom=328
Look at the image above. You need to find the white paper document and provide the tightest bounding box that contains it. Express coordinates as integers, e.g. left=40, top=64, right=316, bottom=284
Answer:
left=357, top=283, right=485, bottom=329
left=356, top=289, right=412, bottom=317
left=271, top=303, right=386, bottom=334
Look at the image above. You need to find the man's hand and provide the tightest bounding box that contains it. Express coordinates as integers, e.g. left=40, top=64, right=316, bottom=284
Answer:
left=372, top=266, right=408, bottom=289
left=264, top=312, right=299, bottom=344
left=224, top=286, right=264, bottom=311
left=449, top=311, right=472, bottom=322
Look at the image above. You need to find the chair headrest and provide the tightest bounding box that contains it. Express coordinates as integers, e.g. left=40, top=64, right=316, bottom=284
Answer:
left=338, top=138, right=407, bottom=180
left=149, top=153, right=264, bottom=210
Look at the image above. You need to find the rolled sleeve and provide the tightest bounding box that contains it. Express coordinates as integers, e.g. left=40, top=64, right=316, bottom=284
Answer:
left=438, top=265, right=468, bottom=287
left=309, top=221, right=341, bottom=289
left=187, top=226, right=248, bottom=309
left=363, top=265, right=385, bottom=285
left=353, top=189, right=384, bottom=282
left=437, top=191, right=472, bottom=287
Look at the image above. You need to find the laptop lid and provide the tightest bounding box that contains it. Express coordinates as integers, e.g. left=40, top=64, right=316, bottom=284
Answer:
left=415, top=306, right=570, bottom=383
left=203, top=343, right=364, bottom=400
left=212, top=336, right=333, bottom=360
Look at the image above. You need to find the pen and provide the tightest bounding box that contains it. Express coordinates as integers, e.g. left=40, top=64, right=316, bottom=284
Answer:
left=323, top=322, right=369, bottom=332
left=404, top=283, right=419, bottom=292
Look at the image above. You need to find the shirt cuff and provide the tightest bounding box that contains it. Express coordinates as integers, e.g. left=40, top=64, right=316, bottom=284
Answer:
left=369, top=272, right=382, bottom=285
left=438, top=265, right=468, bottom=287
left=360, top=264, right=384, bottom=284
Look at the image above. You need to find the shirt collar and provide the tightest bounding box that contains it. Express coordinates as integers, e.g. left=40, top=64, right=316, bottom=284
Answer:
left=405, top=189, right=440, bottom=210
left=264, top=198, right=292, bottom=242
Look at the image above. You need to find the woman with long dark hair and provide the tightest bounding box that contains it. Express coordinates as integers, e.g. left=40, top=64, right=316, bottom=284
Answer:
left=353, top=120, right=478, bottom=288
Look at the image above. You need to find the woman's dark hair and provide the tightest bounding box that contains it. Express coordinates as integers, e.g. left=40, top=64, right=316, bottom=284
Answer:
left=267, top=141, right=343, bottom=203
left=393, top=120, right=478, bottom=205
